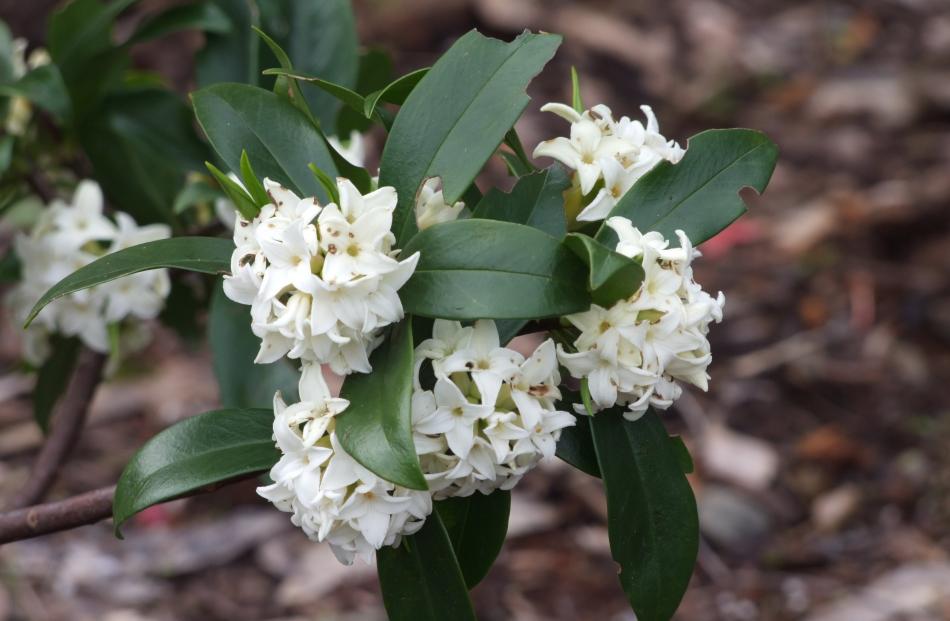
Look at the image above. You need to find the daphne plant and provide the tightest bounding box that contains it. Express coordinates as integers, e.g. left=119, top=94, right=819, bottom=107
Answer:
left=3, top=2, right=778, bottom=619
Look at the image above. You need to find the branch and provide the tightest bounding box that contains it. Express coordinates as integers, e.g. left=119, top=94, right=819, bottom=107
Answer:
left=7, top=349, right=106, bottom=509
left=0, top=485, right=115, bottom=545
left=0, top=474, right=260, bottom=545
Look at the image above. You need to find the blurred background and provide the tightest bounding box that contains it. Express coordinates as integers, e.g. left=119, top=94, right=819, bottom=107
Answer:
left=2, top=0, right=950, bottom=619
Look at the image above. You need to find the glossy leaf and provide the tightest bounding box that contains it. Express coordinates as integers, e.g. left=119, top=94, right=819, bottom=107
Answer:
left=128, top=1, right=232, bottom=44
left=472, top=166, right=569, bottom=237
left=196, top=0, right=259, bottom=87
left=590, top=410, right=699, bottom=621
left=362, top=67, right=429, bottom=120
left=264, top=68, right=365, bottom=116
left=336, top=321, right=426, bottom=490
left=0, top=65, right=71, bottom=122
left=81, top=89, right=209, bottom=225
left=379, top=30, right=561, bottom=244
left=25, top=237, right=233, bottom=327
left=377, top=511, right=477, bottom=621
left=436, top=491, right=511, bottom=587
left=597, top=129, right=778, bottom=247
left=554, top=401, right=600, bottom=477
left=113, top=407, right=278, bottom=534
left=564, top=233, right=645, bottom=307
left=33, top=335, right=81, bottom=434
left=338, top=48, right=393, bottom=135
left=400, top=219, right=590, bottom=320
left=209, top=283, right=299, bottom=409
left=193, top=83, right=338, bottom=201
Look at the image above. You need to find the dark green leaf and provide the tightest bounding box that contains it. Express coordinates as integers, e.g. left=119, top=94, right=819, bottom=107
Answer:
left=400, top=219, right=589, bottom=320
left=500, top=128, right=536, bottom=176
left=239, top=149, right=270, bottom=207
left=0, top=65, right=71, bottom=122
left=338, top=48, right=392, bottom=135
left=263, top=68, right=365, bottom=116
left=591, top=409, right=699, bottom=621
left=596, top=129, right=778, bottom=247
left=553, top=396, right=600, bottom=477
left=670, top=435, right=694, bottom=474
left=196, top=0, right=259, bottom=87
left=253, top=27, right=318, bottom=125
left=48, top=0, right=136, bottom=79
left=81, top=89, right=209, bottom=225
left=362, top=67, right=429, bottom=120
left=172, top=178, right=223, bottom=214
left=564, top=233, right=645, bottom=307
left=0, top=21, right=14, bottom=83
left=336, top=320, right=426, bottom=490
left=380, top=30, right=561, bottom=244
left=472, top=166, right=569, bottom=237
left=33, top=336, right=81, bottom=433
left=193, top=83, right=338, bottom=201
left=377, top=512, right=477, bottom=621
left=128, top=1, right=232, bottom=44
left=112, top=407, right=279, bottom=534
left=209, top=283, right=299, bottom=408
left=25, top=237, right=233, bottom=327
left=436, top=491, right=510, bottom=587
left=206, top=161, right=259, bottom=220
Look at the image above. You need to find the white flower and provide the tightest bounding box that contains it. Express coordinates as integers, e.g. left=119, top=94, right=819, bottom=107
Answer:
left=223, top=177, right=418, bottom=374
left=4, top=38, right=50, bottom=135
left=557, top=219, right=724, bottom=420
left=328, top=130, right=366, bottom=168
left=414, top=177, right=464, bottom=230
left=412, top=320, right=575, bottom=499
left=9, top=181, right=171, bottom=365
left=534, top=101, right=684, bottom=223
left=258, top=363, right=430, bottom=565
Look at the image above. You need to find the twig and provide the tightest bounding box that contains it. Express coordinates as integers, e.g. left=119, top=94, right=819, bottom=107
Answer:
left=7, top=349, right=107, bottom=509
left=0, top=474, right=260, bottom=545
left=0, top=485, right=115, bottom=545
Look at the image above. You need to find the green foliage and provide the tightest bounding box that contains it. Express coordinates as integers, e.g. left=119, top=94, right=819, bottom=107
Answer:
left=400, top=219, right=589, bottom=320
left=377, top=512, right=478, bottom=621
left=0, top=64, right=71, bottom=122
left=380, top=30, right=561, bottom=244
left=33, top=335, right=81, bottom=433
left=209, top=283, right=299, bottom=408
left=24, top=237, right=233, bottom=327
left=472, top=166, right=569, bottom=237
left=336, top=320, right=427, bottom=490
left=112, top=407, right=279, bottom=534
left=197, top=0, right=259, bottom=87
left=193, top=83, right=338, bottom=201
left=128, top=1, right=232, bottom=45
left=564, top=233, right=645, bottom=307
left=436, top=491, right=511, bottom=587
left=590, top=410, right=699, bottom=621
left=597, top=129, right=778, bottom=246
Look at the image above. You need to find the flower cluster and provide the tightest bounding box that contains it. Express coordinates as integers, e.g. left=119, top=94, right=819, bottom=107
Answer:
left=413, top=320, right=575, bottom=499
left=534, top=103, right=684, bottom=222
left=258, top=363, right=431, bottom=565
left=223, top=177, right=419, bottom=374
left=414, top=177, right=464, bottom=231
left=10, top=181, right=171, bottom=365
left=4, top=38, right=50, bottom=135
left=557, top=217, right=724, bottom=421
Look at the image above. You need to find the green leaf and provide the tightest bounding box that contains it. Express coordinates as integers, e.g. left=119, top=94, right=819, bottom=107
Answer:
left=571, top=66, right=583, bottom=112
left=253, top=27, right=318, bottom=125
left=206, top=161, right=259, bottom=220
left=564, top=233, right=645, bottom=307
left=590, top=409, right=699, bottom=621
left=436, top=491, right=510, bottom=587
left=379, top=30, right=561, bottom=245
left=554, top=396, right=600, bottom=477
left=259, top=0, right=358, bottom=129
left=173, top=180, right=222, bottom=215
left=239, top=149, right=270, bottom=207
left=400, top=219, right=589, bottom=321
left=33, top=335, right=81, bottom=434
left=0, top=65, right=71, bottom=122
left=670, top=435, right=695, bottom=474
left=472, top=166, right=569, bottom=237
left=81, top=89, right=209, bottom=226
left=48, top=0, right=137, bottom=79
left=128, top=1, right=232, bottom=44
left=197, top=0, right=259, bottom=87
left=307, top=163, right=340, bottom=205
left=336, top=320, right=426, bottom=490
left=377, top=511, right=477, bottom=621
left=113, top=407, right=279, bottom=534
left=596, top=129, right=778, bottom=247
left=0, top=21, right=15, bottom=83
left=192, top=83, right=338, bottom=201
left=500, top=128, right=535, bottom=177
left=263, top=68, right=365, bottom=117
left=25, top=237, right=233, bottom=327
left=362, top=67, right=429, bottom=120
left=209, top=283, right=299, bottom=408
left=338, top=48, right=393, bottom=135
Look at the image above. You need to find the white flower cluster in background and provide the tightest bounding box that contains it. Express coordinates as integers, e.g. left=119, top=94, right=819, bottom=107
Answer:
left=414, top=177, right=464, bottom=231
left=223, top=177, right=419, bottom=374
left=9, top=181, right=171, bottom=365
left=4, top=38, right=50, bottom=135
left=258, top=364, right=431, bottom=565
left=534, top=102, right=684, bottom=222
left=558, top=216, right=724, bottom=421
left=413, top=320, right=575, bottom=499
